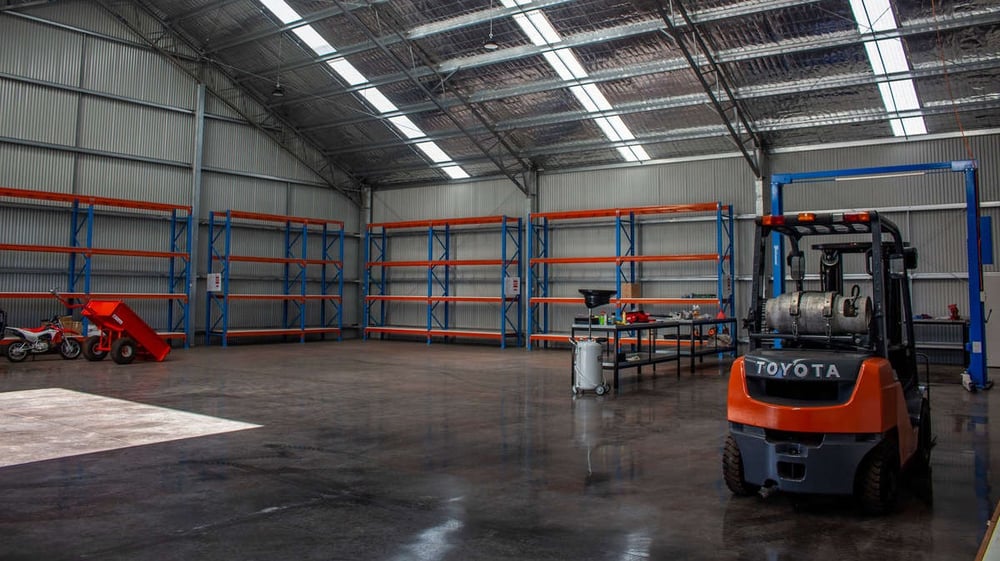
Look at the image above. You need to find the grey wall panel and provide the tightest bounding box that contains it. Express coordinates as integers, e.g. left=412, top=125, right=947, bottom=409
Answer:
left=204, top=120, right=313, bottom=181
left=371, top=179, right=526, bottom=222
left=202, top=173, right=287, bottom=219
left=0, top=79, right=78, bottom=145
left=78, top=97, right=193, bottom=163
left=83, top=38, right=195, bottom=109
left=0, top=143, right=75, bottom=190
left=539, top=155, right=756, bottom=214
left=0, top=16, right=82, bottom=85
left=204, top=93, right=244, bottom=121
left=74, top=155, right=191, bottom=205
left=20, top=0, right=149, bottom=43
left=288, top=183, right=358, bottom=230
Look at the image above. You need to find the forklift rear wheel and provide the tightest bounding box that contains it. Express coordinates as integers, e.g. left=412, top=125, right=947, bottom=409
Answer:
left=857, top=438, right=899, bottom=515
left=82, top=336, right=107, bottom=361
left=111, top=337, right=137, bottom=365
left=723, top=435, right=760, bottom=496
left=913, top=399, right=932, bottom=472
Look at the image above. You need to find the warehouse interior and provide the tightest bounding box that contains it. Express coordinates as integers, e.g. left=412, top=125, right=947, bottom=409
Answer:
left=3, top=0, right=1000, bottom=559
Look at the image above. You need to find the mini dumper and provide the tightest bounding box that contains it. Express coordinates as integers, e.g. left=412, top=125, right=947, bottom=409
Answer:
left=53, top=292, right=171, bottom=364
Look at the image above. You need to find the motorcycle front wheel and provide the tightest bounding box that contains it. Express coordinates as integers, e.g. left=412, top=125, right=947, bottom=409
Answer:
left=60, top=338, right=82, bottom=360
left=6, top=341, right=30, bottom=362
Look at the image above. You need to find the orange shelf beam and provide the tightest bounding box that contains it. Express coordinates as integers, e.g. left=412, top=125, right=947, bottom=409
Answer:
left=365, top=326, right=513, bottom=339
left=0, top=243, right=186, bottom=259
left=211, top=293, right=341, bottom=301
left=529, top=254, right=720, bottom=265
left=366, top=259, right=511, bottom=268
left=529, top=296, right=720, bottom=306
left=214, top=254, right=341, bottom=266
left=0, top=186, right=190, bottom=213
left=368, top=215, right=510, bottom=230
left=0, top=292, right=188, bottom=301
left=224, top=210, right=344, bottom=228
left=212, top=327, right=341, bottom=338
left=531, top=203, right=724, bottom=221
left=364, top=295, right=512, bottom=303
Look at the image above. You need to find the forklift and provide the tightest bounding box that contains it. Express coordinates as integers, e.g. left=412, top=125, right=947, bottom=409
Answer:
left=724, top=210, right=931, bottom=513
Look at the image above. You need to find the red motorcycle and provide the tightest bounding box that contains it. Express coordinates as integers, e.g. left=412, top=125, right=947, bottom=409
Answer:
left=4, top=314, right=82, bottom=362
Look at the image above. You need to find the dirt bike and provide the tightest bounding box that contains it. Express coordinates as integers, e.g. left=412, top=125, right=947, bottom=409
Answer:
left=4, top=314, right=82, bottom=362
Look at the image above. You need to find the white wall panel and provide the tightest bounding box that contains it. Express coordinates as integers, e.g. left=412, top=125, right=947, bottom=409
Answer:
left=371, top=178, right=525, bottom=223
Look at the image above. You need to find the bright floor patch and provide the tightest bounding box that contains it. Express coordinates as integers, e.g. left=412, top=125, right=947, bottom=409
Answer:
left=0, top=388, right=260, bottom=468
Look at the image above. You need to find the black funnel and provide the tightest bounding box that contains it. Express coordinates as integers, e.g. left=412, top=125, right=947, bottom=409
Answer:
left=579, top=289, right=616, bottom=309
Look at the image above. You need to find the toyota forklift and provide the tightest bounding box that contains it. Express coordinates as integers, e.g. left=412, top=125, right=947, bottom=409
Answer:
left=724, top=210, right=931, bottom=513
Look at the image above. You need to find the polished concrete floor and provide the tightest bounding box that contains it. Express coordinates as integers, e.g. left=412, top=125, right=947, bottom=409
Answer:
left=0, top=339, right=996, bottom=560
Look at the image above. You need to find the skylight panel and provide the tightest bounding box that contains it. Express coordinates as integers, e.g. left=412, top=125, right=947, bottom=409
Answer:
left=292, top=26, right=336, bottom=56
left=849, top=0, right=897, bottom=32
left=849, top=0, right=926, bottom=137
left=256, top=0, right=467, bottom=180
left=388, top=116, right=426, bottom=139
left=259, top=0, right=299, bottom=24
left=498, top=0, right=650, bottom=161
left=415, top=141, right=452, bottom=163
left=327, top=58, right=367, bottom=86
left=863, top=38, right=909, bottom=75
left=358, top=87, right=399, bottom=114
left=442, top=166, right=471, bottom=180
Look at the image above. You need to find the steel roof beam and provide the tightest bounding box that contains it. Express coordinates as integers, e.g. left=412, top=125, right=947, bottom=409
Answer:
left=254, top=0, right=825, bottom=90
left=280, top=5, right=1000, bottom=121
left=655, top=0, right=762, bottom=177
left=164, top=0, right=243, bottom=24
left=204, top=1, right=389, bottom=54
left=327, top=0, right=531, bottom=191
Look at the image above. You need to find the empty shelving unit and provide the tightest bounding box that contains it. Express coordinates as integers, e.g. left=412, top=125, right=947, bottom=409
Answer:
left=364, top=215, right=522, bottom=347
left=526, top=202, right=734, bottom=350
left=205, top=210, right=344, bottom=346
left=0, top=186, right=192, bottom=345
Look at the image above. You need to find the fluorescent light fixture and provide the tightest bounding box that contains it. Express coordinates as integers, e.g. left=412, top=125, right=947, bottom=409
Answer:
left=441, top=165, right=470, bottom=179
left=388, top=116, right=426, bottom=139
left=259, top=0, right=299, bottom=24
left=849, top=0, right=897, bottom=33
left=358, top=87, right=399, bottom=114
left=415, top=141, right=452, bottom=163
left=328, top=58, right=368, bottom=86
left=292, top=26, right=336, bottom=56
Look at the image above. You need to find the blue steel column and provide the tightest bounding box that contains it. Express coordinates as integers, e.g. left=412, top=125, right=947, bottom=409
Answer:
left=770, top=178, right=785, bottom=297
left=183, top=211, right=193, bottom=348
left=526, top=214, right=533, bottom=349
left=965, top=165, right=989, bottom=387
left=205, top=211, right=215, bottom=345
left=299, top=223, right=308, bottom=343
left=362, top=226, right=371, bottom=340
left=168, top=210, right=177, bottom=336
left=83, top=204, right=94, bottom=297
left=338, top=223, right=344, bottom=340
left=426, top=225, right=434, bottom=344
left=187, top=83, right=205, bottom=348
left=501, top=217, right=508, bottom=349
left=282, top=220, right=292, bottom=331
left=716, top=203, right=724, bottom=315
left=222, top=211, right=233, bottom=348
left=68, top=200, right=80, bottom=293
left=516, top=218, right=523, bottom=347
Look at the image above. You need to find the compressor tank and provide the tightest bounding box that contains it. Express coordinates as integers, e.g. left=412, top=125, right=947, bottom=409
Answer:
left=765, top=291, right=871, bottom=335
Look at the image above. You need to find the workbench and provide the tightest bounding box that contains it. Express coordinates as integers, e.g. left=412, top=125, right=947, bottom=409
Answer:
left=570, top=320, right=682, bottom=392
left=671, top=317, right=739, bottom=372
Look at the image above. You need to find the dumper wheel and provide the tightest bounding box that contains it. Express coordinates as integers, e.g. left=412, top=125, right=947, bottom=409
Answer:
left=59, top=338, right=81, bottom=359
left=111, top=337, right=137, bottom=365
left=857, top=439, right=899, bottom=515
left=723, top=435, right=759, bottom=496
left=82, top=336, right=107, bottom=361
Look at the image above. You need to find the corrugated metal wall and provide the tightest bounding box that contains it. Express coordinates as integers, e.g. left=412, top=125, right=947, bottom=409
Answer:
left=0, top=6, right=359, bottom=340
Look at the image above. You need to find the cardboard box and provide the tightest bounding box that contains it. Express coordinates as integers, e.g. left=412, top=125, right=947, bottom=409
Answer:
left=621, top=283, right=641, bottom=299
left=59, top=316, right=83, bottom=335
